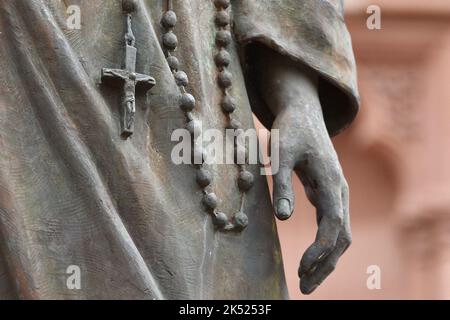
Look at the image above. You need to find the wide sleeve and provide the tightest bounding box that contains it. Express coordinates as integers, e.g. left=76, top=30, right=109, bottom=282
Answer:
left=232, top=0, right=360, bottom=136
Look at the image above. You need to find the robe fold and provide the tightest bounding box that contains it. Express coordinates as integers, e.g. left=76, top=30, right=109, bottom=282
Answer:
left=0, top=0, right=358, bottom=299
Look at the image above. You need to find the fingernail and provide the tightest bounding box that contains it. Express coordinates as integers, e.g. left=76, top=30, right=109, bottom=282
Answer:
left=276, top=199, right=291, bottom=220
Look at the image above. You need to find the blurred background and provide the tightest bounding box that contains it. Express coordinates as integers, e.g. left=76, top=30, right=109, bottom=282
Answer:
left=272, top=0, right=450, bottom=299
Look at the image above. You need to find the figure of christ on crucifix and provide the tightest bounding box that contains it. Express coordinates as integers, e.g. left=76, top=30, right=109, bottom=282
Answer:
left=101, top=14, right=155, bottom=139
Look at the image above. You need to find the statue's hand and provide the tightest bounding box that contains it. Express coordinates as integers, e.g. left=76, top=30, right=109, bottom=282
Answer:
left=254, top=46, right=351, bottom=294
left=272, top=100, right=351, bottom=295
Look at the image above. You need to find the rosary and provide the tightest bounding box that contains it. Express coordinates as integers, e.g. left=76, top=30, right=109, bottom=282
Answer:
left=102, top=0, right=253, bottom=232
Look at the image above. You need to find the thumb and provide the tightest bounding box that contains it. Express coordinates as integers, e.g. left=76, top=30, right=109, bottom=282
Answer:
left=273, top=165, right=295, bottom=220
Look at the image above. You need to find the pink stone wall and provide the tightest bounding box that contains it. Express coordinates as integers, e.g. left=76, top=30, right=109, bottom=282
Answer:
left=273, top=0, right=450, bottom=300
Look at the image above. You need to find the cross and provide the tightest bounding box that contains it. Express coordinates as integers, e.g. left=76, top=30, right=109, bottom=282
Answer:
left=101, top=14, right=155, bottom=139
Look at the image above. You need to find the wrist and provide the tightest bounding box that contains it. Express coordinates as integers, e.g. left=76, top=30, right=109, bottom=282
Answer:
left=253, top=47, right=319, bottom=118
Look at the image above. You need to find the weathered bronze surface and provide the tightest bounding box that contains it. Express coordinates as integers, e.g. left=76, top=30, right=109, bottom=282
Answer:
left=0, top=0, right=358, bottom=299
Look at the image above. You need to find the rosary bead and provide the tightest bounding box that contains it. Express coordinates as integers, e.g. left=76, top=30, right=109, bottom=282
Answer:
left=203, top=192, right=218, bottom=210
left=186, top=119, right=202, bottom=137
left=122, top=0, right=137, bottom=13
left=226, top=119, right=241, bottom=130
left=234, top=211, right=249, bottom=229
left=218, top=70, right=232, bottom=89
left=180, top=93, right=196, bottom=112
left=214, top=0, right=230, bottom=9
left=166, top=56, right=179, bottom=71
left=174, top=71, right=189, bottom=87
left=162, top=32, right=178, bottom=50
left=235, top=144, right=247, bottom=164
left=213, top=212, right=229, bottom=228
left=238, top=170, right=254, bottom=191
left=161, top=10, right=177, bottom=29
left=234, top=211, right=248, bottom=230
left=215, top=11, right=230, bottom=27
left=196, top=168, right=212, bottom=188
left=215, top=49, right=231, bottom=68
left=221, top=95, right=236, bottom=113
left=235, top=128, right=245, bottom=137
left=216, top=30, right=232, bottom=47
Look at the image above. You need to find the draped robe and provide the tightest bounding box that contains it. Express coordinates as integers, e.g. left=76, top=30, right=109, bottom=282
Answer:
left=0, top=0, right=358, bottom=299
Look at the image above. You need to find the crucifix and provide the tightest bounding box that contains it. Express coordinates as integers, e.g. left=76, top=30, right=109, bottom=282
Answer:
left=101, top=3, right=155, bottom=139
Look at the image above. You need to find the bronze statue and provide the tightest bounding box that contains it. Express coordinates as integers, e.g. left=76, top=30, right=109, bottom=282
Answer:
left=0, top=0, right=359, bottom=299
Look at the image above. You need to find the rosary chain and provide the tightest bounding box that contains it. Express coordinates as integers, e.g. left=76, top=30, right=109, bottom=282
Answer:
left=160, top=0, right=253, bottom=232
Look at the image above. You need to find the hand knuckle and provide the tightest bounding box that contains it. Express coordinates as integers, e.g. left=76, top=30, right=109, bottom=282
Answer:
left=342, top=232, right=353, bottom=247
